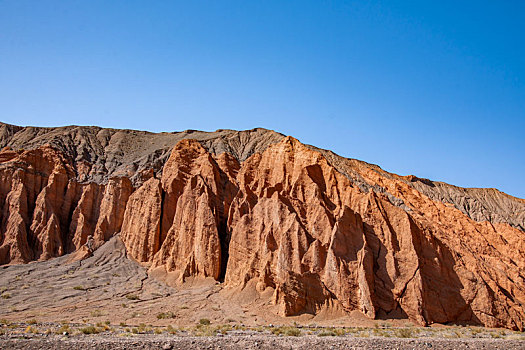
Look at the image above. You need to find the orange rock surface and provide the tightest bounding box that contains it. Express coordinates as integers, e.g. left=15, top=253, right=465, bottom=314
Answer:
left=0, top=124, right=524, bottom=330
left=0, top=146, right=131, bottom=263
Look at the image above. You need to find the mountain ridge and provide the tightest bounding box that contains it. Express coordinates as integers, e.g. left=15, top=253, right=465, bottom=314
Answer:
left=2, top=121, right=522, bottom=197
left=2, top=121, right=524, bottom=231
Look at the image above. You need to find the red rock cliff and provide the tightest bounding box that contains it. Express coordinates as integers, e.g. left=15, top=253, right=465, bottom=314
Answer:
left=121, top=137, right=525, bottom=330
left=1, top=123, right=524, bottom=330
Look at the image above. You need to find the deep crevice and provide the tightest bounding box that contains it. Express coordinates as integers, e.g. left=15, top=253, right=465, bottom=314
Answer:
left=158, top=188, right=166, bottom=248
left=217, top=219, right=230, bottom=282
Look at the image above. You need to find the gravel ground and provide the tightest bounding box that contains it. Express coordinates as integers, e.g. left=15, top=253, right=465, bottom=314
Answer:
left=1, top=331, right=524, bottom=350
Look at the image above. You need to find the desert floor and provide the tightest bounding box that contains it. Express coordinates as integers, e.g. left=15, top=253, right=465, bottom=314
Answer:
left=1, top=238, right=524, bottom=349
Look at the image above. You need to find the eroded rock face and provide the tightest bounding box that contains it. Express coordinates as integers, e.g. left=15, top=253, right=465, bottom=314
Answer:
left=1, top=123, right=524, bottom=331
left=118, top=137, right=525, bottom=330
left=120, top=177, right=162, bottom=262
left=219, top=138, right=525, bottom=330
left=152, top=140, right=224, bottom=280
left=0, top=146, right=132, bottom=264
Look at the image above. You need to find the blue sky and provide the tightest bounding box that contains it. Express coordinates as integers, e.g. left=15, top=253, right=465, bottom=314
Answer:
left=1, top=1, right=524, bottom=198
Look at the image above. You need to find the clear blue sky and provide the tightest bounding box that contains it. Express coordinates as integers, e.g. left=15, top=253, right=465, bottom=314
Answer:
left=1, top=1, right=524, bottom=198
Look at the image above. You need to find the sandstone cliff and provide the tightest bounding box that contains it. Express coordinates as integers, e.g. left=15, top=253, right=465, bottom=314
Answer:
left=0, top=121, right=524, bottom=330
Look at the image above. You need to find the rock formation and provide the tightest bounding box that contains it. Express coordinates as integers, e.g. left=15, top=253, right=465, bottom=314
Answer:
left=0, top=121, right=524, bottom=330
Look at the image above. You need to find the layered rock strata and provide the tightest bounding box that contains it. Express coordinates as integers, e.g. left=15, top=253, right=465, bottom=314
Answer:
left=1, top=122, right=524, bottom=331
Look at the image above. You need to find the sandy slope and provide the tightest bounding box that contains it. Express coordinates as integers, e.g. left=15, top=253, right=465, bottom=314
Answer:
left=0, top=237, right=372, bottom=327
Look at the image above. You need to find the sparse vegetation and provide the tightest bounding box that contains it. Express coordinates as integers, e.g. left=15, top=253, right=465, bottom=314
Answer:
left=139, top=323, right=151, bottom=333
left=156, top=311, right=176, bottom=319
left=199, top=318, right=211, bottom=326
left=189, top=322, right=233, bottom=337
left=0, top=318, right=522, bottom=347
left=215, top=324, right=232, bottom=335
left=470, top=327, right=482, bottom=336
left=128, top=323, right=151, bottom=334
left=377, top=321, right=392, bottom=328
left=318, top=327, right=346, bottom=337
left=271, top=326, right=301, bottom=336
left=73, top=285, right=85, bottom=291
left=318, top=330, right=337, bottom=336
left=95, top=322, right=111, bottom=331
left=166, top=325, right=179, bottom=334
left=332, top=328, right=346, bottom=336
left=25, top=325, right=38, bottom=334
left=394, top=327, right=418, bottom=338
left=126, top=294, right=139, bottom=300
left=252, top=326, right=264, bottom=332
left=90, top=310, right=103, bottom=317
left=232, top=324, right=248, bottom=331
left=0, top=308, right=521, bottom=344
left=56, top=324, right=71, bottom=335
left=1, top=292, right=12, bottom=299
left=356, top=331, right=370, bottom=337
left=372, top=328, right=391, bottom=337
left=451, top=330, right=463, bottom=338
left=79, top=326, right=100, bottom=334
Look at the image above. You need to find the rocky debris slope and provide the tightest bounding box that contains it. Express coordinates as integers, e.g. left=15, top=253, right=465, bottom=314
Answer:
left=408, top=179, right=525, bottom=231
left=0, top=122, right=524, bottom=330
left=311, top=147, right=525, bottom=231
left=0, top=236, right=174, bottom=323
left=0, top=122, right=284, bottom=185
